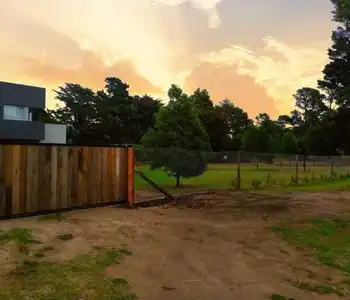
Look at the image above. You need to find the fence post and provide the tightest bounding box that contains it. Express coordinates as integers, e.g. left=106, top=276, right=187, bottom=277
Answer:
left=236, top=151, right=241, bottom=190
left=295, top=154, right=299, bottom=184
left=330, top=156, right=334, bottom=177
left=127, top=147, right=135, bottom=208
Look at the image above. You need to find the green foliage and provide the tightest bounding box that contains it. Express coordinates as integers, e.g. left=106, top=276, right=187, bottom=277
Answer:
left=280, top=131, right=298, bottom=154
left=141, top=85, right=211, bottom=186
left=241, top=126, right=271, bottom=153
left=0, top=228, right=38, bottom=245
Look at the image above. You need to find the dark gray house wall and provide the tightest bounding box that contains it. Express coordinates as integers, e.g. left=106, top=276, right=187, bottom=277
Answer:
left=0, top=81, right=45, bottom=141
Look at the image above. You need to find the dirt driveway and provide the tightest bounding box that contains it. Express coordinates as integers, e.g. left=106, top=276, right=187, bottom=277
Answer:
left=1, top=190, right=350, bottom=300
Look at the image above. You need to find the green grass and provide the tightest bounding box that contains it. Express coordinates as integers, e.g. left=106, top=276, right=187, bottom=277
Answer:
left=0, top=228, right=40, bottom=245
left=271, top=217, right=350, bottom=296
left=0, top=248, right=136, bottom=300
left=37, top=213, right=65, bottom=222
left=135, top=163, right=350, bottom=192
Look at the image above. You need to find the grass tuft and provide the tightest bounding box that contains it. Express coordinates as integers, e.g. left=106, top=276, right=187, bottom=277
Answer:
left=0, top=228, right=40, bottom=245
left=37, top=213, right=65, bottom=222
left=272, top=217, right=350, bottom=296
left=0, top=248, right=136, bottom=300
left=290, top=281, right=345, bottom=296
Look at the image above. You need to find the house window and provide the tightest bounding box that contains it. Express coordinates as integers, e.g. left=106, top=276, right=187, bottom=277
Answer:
left=3, top=105, right=29, bottom=121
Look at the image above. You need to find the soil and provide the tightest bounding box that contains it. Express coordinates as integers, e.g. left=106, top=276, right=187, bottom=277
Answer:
left=1, top=190, right=350, bottom=300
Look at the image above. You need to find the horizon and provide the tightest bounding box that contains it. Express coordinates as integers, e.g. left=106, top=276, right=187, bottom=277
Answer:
left=0, top=0, right=336, bottom=117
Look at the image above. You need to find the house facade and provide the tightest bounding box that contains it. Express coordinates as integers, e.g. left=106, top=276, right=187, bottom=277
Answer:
left=0, top=81, right=66, bottom=144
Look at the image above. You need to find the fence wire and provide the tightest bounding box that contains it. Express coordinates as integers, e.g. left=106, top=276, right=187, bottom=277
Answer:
left=133, top=147, right=350, bottom=201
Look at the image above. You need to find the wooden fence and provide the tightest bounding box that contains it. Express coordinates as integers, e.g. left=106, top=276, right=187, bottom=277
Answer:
left=0, top=144, right=131, bottom=218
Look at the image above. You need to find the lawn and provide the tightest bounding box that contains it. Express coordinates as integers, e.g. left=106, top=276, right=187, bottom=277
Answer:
left=0, top=227, right=136, bottom=300
left=271, top=216, right=350, bottom=297
left=135, top=163, right=350, bottom=192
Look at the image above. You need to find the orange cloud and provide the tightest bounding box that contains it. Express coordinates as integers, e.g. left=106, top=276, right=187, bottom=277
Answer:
left=22, top=51, right=163, bottom=96
left=185, top=62, right=278, bottom=118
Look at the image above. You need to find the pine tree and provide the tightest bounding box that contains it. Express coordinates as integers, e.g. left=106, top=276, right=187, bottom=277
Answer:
left=141, top=85, right=211, bottom=187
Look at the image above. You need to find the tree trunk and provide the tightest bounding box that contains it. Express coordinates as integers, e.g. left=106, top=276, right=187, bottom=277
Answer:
left=303, top=154, right=306, bottom=171
left=176, top=172, right=181, bottom=188
left=256, top=156, right=259, bottom=171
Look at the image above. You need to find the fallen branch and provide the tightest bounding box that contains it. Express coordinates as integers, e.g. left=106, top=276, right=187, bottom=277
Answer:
left=134, top=168, right=176, bottom=202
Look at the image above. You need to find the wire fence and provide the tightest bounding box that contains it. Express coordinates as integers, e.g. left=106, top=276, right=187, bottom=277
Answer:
left=133, top=147, right=350, bottom=201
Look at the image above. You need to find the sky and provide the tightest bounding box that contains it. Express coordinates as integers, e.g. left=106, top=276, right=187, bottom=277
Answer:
left=0, top=0, right=336, bottom=117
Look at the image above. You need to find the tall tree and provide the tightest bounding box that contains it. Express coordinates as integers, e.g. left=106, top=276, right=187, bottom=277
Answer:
left=141, top=85, right=211, bottom=187
left=189, top=89, right=231, bottom=151
left=49, top=83, right=98, bottom=144
left=280, top=131, right=298, bottom=154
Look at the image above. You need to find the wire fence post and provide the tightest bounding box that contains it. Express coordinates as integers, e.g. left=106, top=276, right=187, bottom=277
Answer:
left=330, top=156, right=334, bottom=177
left=236, top=151, right=241, bottom=189
left=295, top=154, right=299, bottom=184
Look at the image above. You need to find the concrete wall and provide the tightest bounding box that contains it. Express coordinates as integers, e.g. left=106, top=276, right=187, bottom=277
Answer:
left=40, top=124, right=67, bottom=144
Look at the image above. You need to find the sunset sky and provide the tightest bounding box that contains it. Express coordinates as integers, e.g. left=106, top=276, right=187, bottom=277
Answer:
left=0, top=0, right=336, bottom=117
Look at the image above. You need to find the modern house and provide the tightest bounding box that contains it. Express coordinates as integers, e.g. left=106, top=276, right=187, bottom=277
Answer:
left=0, top=81, right=66, bottom=144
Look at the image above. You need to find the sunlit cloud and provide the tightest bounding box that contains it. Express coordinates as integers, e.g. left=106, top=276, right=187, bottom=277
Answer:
left=199, top=37, right=330, bottom=112
left=151, top=0, right=223, bottom=28
left=0, top=0, right=333, bottom=115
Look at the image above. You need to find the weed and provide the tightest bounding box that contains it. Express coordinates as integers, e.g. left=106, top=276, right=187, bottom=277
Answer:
left=0, top=248, right=136, bottom=300
left=251, top=179, right=262, bottom=189
left=38, top=213, right=65, bottom=222
left=0, top=228, right=39, bottom=245
left=291, top=281, right=344, bottom=296
left=56, top=233, right=74, bottom=241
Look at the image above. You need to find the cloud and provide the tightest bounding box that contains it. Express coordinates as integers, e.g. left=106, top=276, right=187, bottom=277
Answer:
left=199, top=37, right=330, bottom=113
left=22, top=52, right=162, bottom=95
left=151, top=0, right=223, bottom=28
left=184, top=62, right=278, bottom=118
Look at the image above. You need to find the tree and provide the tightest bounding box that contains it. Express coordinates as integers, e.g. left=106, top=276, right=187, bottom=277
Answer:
left=141, top=85, right=211, bottom=187
left=280, top=131, right=298, bottom=154
left=293, top=87, right=327, bottom=127
left=189, top=89, right=231, bottom=151
left=241, top=125, right=272, bottom=168
left=49, top=83, right=99, bottom=144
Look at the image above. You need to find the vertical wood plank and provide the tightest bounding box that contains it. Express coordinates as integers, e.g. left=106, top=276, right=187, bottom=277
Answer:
left=26, top=146, right=39, bottom=213
left=87, top=147, right=95, bottom=205
left=77, top=147, right=89, bottom=206
left=68, top=147, right=79, bottom=208
left=94, top=147, right=103, bottom=204
left=118, top=148, right=128, bottom=201
left=57, top=147, right=69, bottom=209
left=19, top=146, right=27, bottom=213
left=0, top=146, right=6, bottom=217
left=101, top=147, right=108, bottom=203
left=114, top=148, right=121, bottom=202
left=50, top=146, right=58, bottom=210
left=11, top=146, right=21, bottom=215
left=106, top=148, right=114, bottom=202
left=38, top=146, right=52, bottom=211
left=4, top=146, right=14, bottom=216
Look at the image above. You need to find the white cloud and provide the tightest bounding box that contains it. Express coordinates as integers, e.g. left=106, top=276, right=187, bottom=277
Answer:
left=199, top=37, right=330, bottom=112
left=150, top=0, right=223, bottom=28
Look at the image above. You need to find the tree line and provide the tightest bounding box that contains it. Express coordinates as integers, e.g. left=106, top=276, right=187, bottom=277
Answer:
left=43, top=0, right=350, bottom=159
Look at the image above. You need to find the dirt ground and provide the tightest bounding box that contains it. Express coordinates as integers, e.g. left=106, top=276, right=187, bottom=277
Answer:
left=1, top=190, right=350, bottom=300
